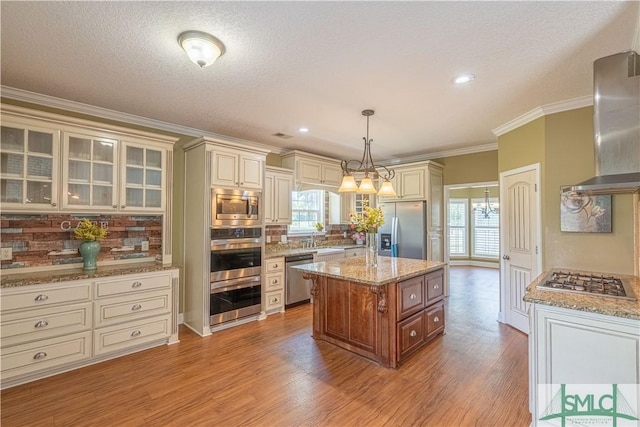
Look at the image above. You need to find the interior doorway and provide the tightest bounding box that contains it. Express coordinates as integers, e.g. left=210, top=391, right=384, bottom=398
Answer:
left=443, top=181, right=500, bottom=298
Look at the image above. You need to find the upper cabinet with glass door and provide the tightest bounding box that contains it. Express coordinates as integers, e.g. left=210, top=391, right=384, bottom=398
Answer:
left=121, top=142, right=165, bottom=211
left=0, top=122, right=59, bottom=210
left=62, top=132, right=117, bottom=210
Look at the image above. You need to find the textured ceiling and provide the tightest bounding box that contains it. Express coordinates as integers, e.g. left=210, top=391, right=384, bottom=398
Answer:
left=1, top=1, right=638, bottom=162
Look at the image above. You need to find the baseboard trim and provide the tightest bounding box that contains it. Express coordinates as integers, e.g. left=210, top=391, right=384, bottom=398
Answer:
left=450, top=259, right=499, bottom=269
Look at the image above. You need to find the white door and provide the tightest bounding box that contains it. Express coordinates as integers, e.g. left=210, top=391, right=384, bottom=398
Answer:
left=500, top=164, right=541, bottom=334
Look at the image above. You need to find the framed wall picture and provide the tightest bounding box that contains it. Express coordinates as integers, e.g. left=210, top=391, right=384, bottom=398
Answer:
left=560, top=192, right=612, bottom=233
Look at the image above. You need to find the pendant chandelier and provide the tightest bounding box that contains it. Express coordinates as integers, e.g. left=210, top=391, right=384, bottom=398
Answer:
left=474, top=187, right=499, bottom=219
left=338, top=110, right=396, bottom=197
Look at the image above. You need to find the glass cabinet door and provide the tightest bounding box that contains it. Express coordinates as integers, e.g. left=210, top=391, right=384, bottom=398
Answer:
left=63, top=133, right=117, bottom=209
left=0, top=124, right=58, bottom=208
left=121, top=143, right=164, bottom=210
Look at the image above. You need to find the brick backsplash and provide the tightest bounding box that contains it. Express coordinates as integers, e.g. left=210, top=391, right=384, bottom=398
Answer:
left=265, top=223, right=353, bottom=250
left=0, top=214, right=162, bottom=270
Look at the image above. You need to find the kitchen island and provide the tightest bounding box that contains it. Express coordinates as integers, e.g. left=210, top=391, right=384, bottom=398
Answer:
left=293, top=256, right=446, bottom=368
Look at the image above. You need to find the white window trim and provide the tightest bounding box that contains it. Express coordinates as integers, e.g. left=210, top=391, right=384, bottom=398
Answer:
left=470, top=196, right=500, bottom=259
left=288, top=189, right=325, bottom=235
left=449, top=198, right=469, bottom=258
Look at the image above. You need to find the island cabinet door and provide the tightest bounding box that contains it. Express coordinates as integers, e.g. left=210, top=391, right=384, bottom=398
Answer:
left=397, top=275, right=425, bottom=320
left=398, top=311, right=425, bottom=361
left=425, top=301, right=445, bottom=340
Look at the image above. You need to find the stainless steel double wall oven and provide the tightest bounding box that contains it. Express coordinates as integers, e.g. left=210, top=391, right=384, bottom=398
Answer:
left=209, top=189, right=263, bottom=326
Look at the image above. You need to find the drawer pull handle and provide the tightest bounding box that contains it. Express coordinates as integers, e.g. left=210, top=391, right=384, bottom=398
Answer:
left=271, top=297, right=279, bottom=303
left=409, top=293, right=417, bottom=299
left=433, top=284, right=439, bottom=289
left=132, top=281, right=142, bottom=288
left=34, top=294, right=49, bottom=302
left=131, top=304, right=142, bottom=311
left=272, top=264, right=278, bottom=268
left=131, top=330, right=142, bottom=337
left=34, top=320, right=49, bottom=328
left=410, top=330, right=417, bottom=337
left=272, top=279, right=278, bottom=284
left=33, top=352, right=47, bottom=360
left=434, top=316, right=440, bottom=323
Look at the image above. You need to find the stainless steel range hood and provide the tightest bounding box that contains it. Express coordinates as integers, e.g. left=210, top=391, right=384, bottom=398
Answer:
left=562, top=51, right=640, bottom=195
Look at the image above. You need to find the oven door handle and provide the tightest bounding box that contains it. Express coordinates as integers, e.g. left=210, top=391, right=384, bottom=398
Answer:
left=211, top=276, right=261, bottom=293
left=211, top=238, right=263, bottom=250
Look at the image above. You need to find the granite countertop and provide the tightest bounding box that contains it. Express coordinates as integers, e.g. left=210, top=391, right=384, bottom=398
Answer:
left=1, top=262, right=179, bottom=288
left=523, top=269, right=640, bottom=320
left=292, top=256, right=446, bottom=286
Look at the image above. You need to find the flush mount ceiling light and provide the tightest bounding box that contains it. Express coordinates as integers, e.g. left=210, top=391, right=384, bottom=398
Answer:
left=338, top=109, right=396, bottom=197
left=453, top=74, right=475, bottom=84
left=178, top=30, right=226, bottom=68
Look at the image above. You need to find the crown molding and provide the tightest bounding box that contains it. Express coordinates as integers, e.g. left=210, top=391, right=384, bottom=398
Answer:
left=0, top=86, right=285, bottom=154
left=382, top=142, right=498, bottom=166
left=492, top=95, right=592, bottom=137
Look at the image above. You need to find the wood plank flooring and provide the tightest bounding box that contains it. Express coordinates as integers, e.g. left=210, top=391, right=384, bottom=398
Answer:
left=1, top=266, right=531, bottom=426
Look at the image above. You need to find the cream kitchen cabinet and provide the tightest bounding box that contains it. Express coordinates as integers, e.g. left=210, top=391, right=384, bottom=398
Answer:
left=384, top=165, right=426, bottom=201
left=344, top=246, right=366, bottom=258
left=0, top=267, right=179, bottom=389
left=264, top=166, right=293, bottom=225
left=281, top=150, right=343, bottom=188
left=264, top=257, right=285, bottom=314
left=528, top=303, right=640, bottom=425
left=1, top=104, right=176, bottom=215
left=0, top=118, right=60, bottom=210
left=211, top=147, right=264, bottom=190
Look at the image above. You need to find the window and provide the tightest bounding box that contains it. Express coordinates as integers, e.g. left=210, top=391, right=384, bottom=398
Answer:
left=449, top=199, right=468, bottom=257
left=471, top=197, right=499, bottom=259
left=289, top=189, right=324, bottom=234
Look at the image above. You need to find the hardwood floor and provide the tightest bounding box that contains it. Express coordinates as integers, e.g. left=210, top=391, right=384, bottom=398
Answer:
left=1, top=266, right=531, bottom=426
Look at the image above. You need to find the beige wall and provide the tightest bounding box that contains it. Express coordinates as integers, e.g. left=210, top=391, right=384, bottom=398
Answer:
left=266, top=153, right=282, bottom=167
left=498, top=107, right=635, bottom=275
left=434, top=150, right=498, bottom=185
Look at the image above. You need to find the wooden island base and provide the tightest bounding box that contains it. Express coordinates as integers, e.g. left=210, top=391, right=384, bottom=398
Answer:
left=304, top=266, right=445, bottom=368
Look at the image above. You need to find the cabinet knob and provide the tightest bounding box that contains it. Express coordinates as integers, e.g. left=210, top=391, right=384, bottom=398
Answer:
left=272, top=279, right=278, bottom=284
left=410, top=293, right=417, bottom=300
left=113, top=205, right=117, bottom=208
left=131, top=281, right=142, bottom=288
left=131, top=330, right=142, bottom=337
left=433, top=284, right=439, bottom=289
left=33, top=352, right=47, bottom=360
left=121, top=205, right=126, bottom=208
left=273, top=264, right=278, bottom=268
left=240, top=182, right=244, bottom=186
left=410, top=330, right=417, bottom=337
left=51, top=202, right=57, bottom=207
left=271, top=297, right=278, bottom=303
left=502, top=255, right=510, bottom=260
left=434, top=316, right=440, bottom=323
left=131, top=304, right=142, bottom=311
left=34, top=294, right=49, bottom=302
left=34, top=320, right=49, bottom=329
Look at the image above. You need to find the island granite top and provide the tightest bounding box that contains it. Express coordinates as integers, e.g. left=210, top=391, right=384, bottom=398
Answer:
left=292, top=256, right=446, bottom=286
left=1, top=262, right=179, bottom=288
left=523, top=269, right=640, bottom=320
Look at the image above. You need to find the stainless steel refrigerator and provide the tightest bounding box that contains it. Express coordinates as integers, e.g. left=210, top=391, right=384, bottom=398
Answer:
left=377, top=200, right=427, bottom=259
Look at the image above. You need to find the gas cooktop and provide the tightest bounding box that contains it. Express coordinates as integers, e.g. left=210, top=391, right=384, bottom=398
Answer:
left=536, top=270, right=636, bottom=301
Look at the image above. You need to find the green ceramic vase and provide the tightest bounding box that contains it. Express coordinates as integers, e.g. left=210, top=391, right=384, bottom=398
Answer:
left=79, top=240, right=101, bottom=271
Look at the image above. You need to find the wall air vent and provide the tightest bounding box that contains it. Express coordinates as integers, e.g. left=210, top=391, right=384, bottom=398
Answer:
left=272, top=132, right=293, bottom=139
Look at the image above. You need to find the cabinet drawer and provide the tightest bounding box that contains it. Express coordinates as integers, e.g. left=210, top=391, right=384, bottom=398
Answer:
left=94, top=290, right=171, bottom=328
left=265, top=290, right=284, bottom=312
left=397, top=275, right=425, bottom=320
left=95, top=272, right=171, bottom=298
left=1, top=282, right=91, bottom=312
left=0, top=331, right=92, bottom=379
left=265, top=272, right=284, bottom=291
left=425, top=270, right=444, bottom=302
left=398, top=311, right=425, bottom=361
left=265, top=258, right=284, bottom=273
left=94, top=315, right=171, bottom=356
left=344, top=247, right=365, bottom=257
left=425, top=301, right=445, bottom=339
left=1, top=302, right=92, bottom=347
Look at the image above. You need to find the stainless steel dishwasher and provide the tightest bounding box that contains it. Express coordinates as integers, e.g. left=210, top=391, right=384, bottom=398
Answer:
left=285, top=253, right=314, bottom=307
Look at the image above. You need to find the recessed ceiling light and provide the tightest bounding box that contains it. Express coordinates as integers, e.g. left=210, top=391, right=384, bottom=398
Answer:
left=453, top=74, right=475, bottom=84
left=298, top=127, right=309, bottom=133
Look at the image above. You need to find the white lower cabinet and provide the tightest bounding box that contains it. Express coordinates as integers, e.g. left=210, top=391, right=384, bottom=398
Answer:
left=528, top=303, right=640, bottom=425
left=264, top=257, right=285, bottom=314
left=0, top=268, right=179, bottom=389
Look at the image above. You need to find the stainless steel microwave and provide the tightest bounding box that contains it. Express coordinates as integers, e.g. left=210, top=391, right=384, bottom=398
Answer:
left=211, top=188, right=261, bottom=227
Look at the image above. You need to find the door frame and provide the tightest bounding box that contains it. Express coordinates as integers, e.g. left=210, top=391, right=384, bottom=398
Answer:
left=443, top=180, right=499, bottom=297
left=498, top=163, right=542, bottom=324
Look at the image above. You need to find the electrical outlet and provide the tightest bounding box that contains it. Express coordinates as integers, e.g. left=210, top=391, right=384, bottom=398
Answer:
left=141, top=241, right=149, bottom=251
left=1, top=247, right=13, bottom=261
